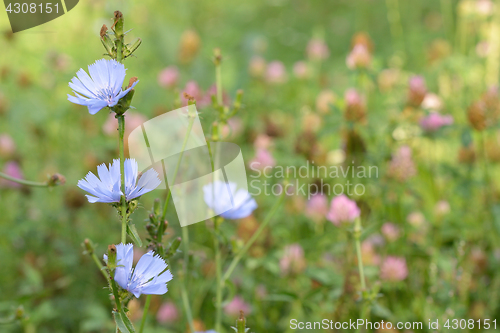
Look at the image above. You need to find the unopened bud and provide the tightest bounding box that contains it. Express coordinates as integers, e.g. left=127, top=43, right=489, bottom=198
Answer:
left=467, top=101, right=487, bottom=131
left=117, top=89, right=135, bottom=113
left=183, top=92, right=195, bottom=105
left=344, top=89, right=366, bottom=123
left=100, top=24, right=108, bottom=38
left=15, top=306, right=25, bottom=320
left=153, top=199, right=160, bottom=215
left=149, top=213, right=158, bottom=225
left=166, top=237, right=182, bottom=258
left=146, top=224, right=155, bottom=234
left=235, top=89, right=243, bottom=102
left=107, top=244, right=117, bottom=269
left=100, top=24, right=115, bottom=58
left=48, top=173, right=66, bottom=186
left=128, top=199, right=138, bottom=212
left=233, top=89, right=243, bottom=110
left=407, top=76, right=427, bottom=107
left=178, top=30, right=200, bottom=63
left=84, top=238, right=94, bottom=254
left=124, top=38, right=142, bottom=58
left=213, top=48, right=222, bottom=66
left=127, top=77, right=138, bottom=89
left=108, top=244, right=116, bottom=252
left=101, top=36, right=116, bottom=58
left=236, top=311, right=246, bottom=332
left=212, top=121, right=219, bottom=141
left=112, top=11, right=124, bottom=37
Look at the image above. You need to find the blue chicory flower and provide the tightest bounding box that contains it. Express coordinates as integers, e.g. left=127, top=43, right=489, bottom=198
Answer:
left=105, top=243, right=173, bottom=298
left=203, top=181, right=257, bottom=219
left=78, top=158, right=161, bottom=203
left=67, top=59, right=138, bottom=115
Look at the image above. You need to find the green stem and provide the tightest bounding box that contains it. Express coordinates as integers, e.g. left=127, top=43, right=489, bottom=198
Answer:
left=154, top=109, right=196, bottom=332
left=118, top=115, right=127, bottom=244
left=385, top=0, right=404, bottom=54
left=91, top=249, right=122, bottom=312
left=355, top=238, right=366, bottom=290
left=0, top=171, right=50, bottom=187
left=159, top=115, right=196, bottom=228
left=116, top=35, right=124, bottom=63
left=110, top=279, right=123, bottom=312
left=182, top=227, right=190, bottom=275
left=118, top=115, right=125, bottom=191
left=216, top=62, right=223, bottom=106
left=90, top=252, right=112, bottom=285
left=87, top=246, right=121, bottom=318
left=221, top=193, right=285, bottom=284
left=138, top=294, right=151, bottom=333
left=354, top=217, right=366, bottom=291
left=457, top=11, right=468, bottom=54
left=213, top=49, right=224, bottom=332
left=181, top=278, right=195, bottom=333
left=180, top=226, right=195, bottom=332
left=120, top=205, right=127, bottom=244
left=440, top=0, right=454, bottom=43
left=214, top=219, right=222, bottom=332
left=354, top=218, right=367, bottom=333
left=480, top=132, right=491, bottom=206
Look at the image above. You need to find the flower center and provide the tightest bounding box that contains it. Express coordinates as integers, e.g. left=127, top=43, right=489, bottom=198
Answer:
left=96, top=87, right=117, bottom=105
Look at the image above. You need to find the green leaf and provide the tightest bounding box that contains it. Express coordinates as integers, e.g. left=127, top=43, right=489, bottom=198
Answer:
left=491, top=205, right=500, bottom=235
left=371, top=302, right=393, bottom=320
left=113, top=310, right=136, bottom=333
left=264, top=292, right=298, bottom=302
left=221, top=279, right=236, bottom=307
left=305, top=267, right=342, bottom=286
left=127, top=224, right=143, bottom=247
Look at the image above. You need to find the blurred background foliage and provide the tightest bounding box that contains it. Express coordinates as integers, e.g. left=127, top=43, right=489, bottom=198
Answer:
left=1, top=0, right=500, bottom=332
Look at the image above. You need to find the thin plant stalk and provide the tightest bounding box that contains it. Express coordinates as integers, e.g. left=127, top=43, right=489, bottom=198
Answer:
left=0, top=172, right=51, bottom=187
left=440, top=0, right=454, bottom=43
left=138, top=294, right=151, bottom=333
left=181, top=226, right=195, bottom=333
left=155, top=118, right=196, bottom=329
left=87, top=245, right=121, bottom=311
left=354, top=218, right=366, bottom=291
left=213, top=48, right=224, bottom=333
left=480, top=132, right=491, bottom=205
left=354, top=217, right=367, bottom=333
left=116, top=27, right=124, bottom=63
left=214, top=219, right=222, bottom=333
left=181, top=282, right=195, bottom=333
left=113, top=28, right=128, bottom=244
left=456, top=8, right=469, bottom=54
left=160, top=114, right=196, bottom=223
left=486, top=4, right=500, bottom=86
left=216, top=62, right=223, bottom=107
left=117, top=115, right=128, bottom=244
left=385, top=0, right=404, bottom=55
left=221, top=193, right=285, bottom=284
left=89, top=250, right=112, bottom=285
left=152, top=109, right=196, bottom=332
